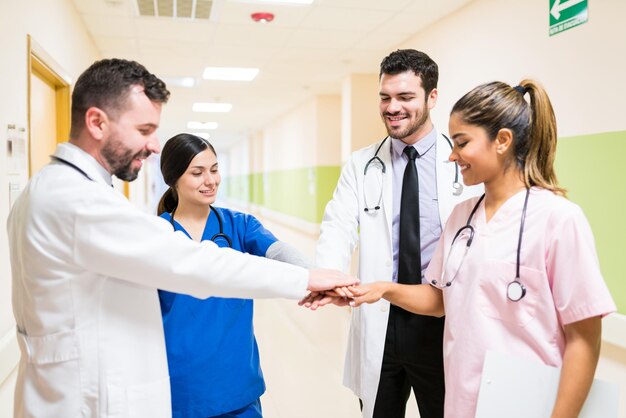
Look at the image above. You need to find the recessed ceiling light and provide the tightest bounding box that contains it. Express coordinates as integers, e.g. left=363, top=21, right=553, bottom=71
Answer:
left=192, top=102, right=233, bottom=113
left=187, top=121, right=219, bottom=130
left=161, top=76, right=196, bottom=88
left=202, top=67, right=259, bottom=81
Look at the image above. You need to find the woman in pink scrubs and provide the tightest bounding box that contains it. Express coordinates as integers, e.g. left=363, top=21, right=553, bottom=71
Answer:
left=347, top=80, right=616, bottom=418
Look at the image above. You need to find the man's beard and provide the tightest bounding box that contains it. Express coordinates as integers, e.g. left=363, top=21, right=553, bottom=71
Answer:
left=101, top=136, right=151, bottom=181
left=383, top=105, right=429, bottom=140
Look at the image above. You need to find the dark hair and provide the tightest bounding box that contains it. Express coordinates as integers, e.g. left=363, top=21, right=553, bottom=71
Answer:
left=451, top=79, right=565, bottom=195
left=70, top=58, right=170, bottom=138
left=157, top=133, right=217, bottom=215
left=379, top=49, right=438, bottom=95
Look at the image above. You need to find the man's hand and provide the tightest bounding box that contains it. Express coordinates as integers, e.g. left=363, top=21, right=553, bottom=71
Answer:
left=307, top=268, right=358, bottom=292
left=298, top=288, right=353, bottom=310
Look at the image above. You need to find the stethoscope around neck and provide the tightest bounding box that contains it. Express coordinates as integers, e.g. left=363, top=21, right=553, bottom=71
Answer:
left=431, top=188, right=530, bottom=302
left=169, top=205, right=233, bottom=248
left=363, top=135, right=463, bottom=213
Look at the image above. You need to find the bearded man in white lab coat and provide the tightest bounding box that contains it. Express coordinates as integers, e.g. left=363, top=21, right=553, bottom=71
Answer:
left=314, top=50, right=482, bottom=418
left=7, top=58, right=356, bottom=418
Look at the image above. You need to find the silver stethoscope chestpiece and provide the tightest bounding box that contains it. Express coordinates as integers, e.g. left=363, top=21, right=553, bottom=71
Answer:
left=507, top=280, right=526, bottom=302
left=452, top=182, right=463, bottom=196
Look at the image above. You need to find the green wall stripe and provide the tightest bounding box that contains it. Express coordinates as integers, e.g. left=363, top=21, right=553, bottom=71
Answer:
left=555, top=130, right=625, bottom=314
left=224, top=166, right=341, bottom=224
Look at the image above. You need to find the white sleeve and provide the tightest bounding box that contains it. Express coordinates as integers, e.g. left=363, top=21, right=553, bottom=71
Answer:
left=72, top=193, right=308, bottom=300
left=315, top=156, right=359, bottom=272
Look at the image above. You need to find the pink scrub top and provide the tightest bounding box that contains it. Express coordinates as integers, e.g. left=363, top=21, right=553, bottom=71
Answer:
left=424, top=187, right=616, bottom=418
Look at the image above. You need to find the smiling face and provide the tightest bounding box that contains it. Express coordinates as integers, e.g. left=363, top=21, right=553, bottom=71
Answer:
left=379, top=70, right=437, bottom=144
left=100, top=87, right=161, bottom=181
left=448, top=113, right=503, bottom=187
left=174, top=148, right=220, bottom=208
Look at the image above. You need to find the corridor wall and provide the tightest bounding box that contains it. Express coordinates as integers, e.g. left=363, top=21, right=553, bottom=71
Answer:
left=0, top=0, right=100, bottom=414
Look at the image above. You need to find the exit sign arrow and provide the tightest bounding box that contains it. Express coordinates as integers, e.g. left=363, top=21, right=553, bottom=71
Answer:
left=551, top=0, right=585, bottom=20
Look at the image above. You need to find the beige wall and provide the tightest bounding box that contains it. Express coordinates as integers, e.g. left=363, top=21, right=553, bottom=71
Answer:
left=399, top=0, right=626, bottom=137
left=249, top=94, right=342, bottom=174
left=0, top=0, right=100, bottom=414
left=341, top=73, right=387, bottom=162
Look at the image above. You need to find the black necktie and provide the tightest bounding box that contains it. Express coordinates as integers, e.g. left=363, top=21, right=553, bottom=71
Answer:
left=398, top=146, right=421, bottom=285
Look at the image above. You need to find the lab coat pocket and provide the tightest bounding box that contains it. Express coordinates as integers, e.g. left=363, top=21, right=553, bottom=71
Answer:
left=478, top=262, right=544, bottom=327
left=107, top=377, right=171, bottom=418
left=16, top=328, right=80, bottom=365
left=16, top=329, right=82, bottom=414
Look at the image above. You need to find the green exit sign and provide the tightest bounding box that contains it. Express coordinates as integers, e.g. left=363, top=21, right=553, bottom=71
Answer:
left=550, top=0, right=588, bottom=36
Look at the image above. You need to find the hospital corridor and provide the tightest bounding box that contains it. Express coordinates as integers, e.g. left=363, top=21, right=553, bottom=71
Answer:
left=1, top=0, right=626, bottom=417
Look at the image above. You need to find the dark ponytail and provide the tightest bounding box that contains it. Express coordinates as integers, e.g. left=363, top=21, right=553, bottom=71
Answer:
left=157, top=133, right=217, bottom=215
left=157, top=187, right=178, bottom=215
left=451, top=79, right=565, bottom=196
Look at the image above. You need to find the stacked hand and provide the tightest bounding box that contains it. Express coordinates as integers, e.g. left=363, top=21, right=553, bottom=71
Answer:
left=299, top=282, right=389, bottom=310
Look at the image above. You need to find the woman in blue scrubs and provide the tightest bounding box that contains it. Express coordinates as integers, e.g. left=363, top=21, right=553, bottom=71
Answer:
left=157, top=133, right=310, bottom=418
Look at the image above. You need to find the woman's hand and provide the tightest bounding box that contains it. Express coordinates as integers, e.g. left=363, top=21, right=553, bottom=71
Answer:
left=349, top=282, right=390, bottom=307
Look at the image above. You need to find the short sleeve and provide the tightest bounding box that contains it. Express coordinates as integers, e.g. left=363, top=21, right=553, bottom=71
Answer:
left=547, top=205, right=616, bottom=325
left=243, top=214, right=278, bottom=257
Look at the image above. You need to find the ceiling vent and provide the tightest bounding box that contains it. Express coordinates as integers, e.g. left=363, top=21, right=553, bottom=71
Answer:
left=136, top=0, right=214, bottom=19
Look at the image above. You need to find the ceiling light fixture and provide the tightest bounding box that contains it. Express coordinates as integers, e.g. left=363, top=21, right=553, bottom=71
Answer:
left=251, top=12, right=274, bottom=23
left=192, top=102, right=233, bottom=113
left=187, top=121, right=219, bottom=130
left=161, top=76, right=196, bottom=88
left=202, top=67, right=259, bottom=81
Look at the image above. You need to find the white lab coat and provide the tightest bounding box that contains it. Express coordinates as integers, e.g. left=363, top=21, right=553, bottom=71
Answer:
left=316, top=134, right=482, bottom=418
left=7, top=143, right=308, bottom=418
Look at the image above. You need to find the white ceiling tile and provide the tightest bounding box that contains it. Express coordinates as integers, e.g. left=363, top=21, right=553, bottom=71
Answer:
left=315, top=0, right=412, bottom=12
left=96, top=37, right=140, bottom=57
left=71, top=0, right=136, bottom=16
left=198, top=45, right=283, bottom=67
left=286, top=28, right=364, bottom=49
left=403, top=0, right=471, bottom=15
left=352, top=29, right=413, bottom=50
left=134, top=17, right=217, bottom=41
left=80, top=14, right=136, bottom=37
left=213, top=23, right=294, bottom=48
left=298, top=6, right=394, bottom=31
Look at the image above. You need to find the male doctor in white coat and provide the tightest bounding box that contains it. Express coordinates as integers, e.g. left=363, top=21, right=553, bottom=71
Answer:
left=7, top=58, right=355, bottom=418
left=315, top=50, right=482, bottom=418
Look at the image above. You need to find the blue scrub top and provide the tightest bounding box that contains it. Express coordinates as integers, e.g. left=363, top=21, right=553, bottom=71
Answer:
left=159, top=207, right=277, bottom=418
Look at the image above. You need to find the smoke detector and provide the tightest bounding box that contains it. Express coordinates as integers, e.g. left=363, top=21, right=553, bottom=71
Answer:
left=251, top=12, right=274, bottom=23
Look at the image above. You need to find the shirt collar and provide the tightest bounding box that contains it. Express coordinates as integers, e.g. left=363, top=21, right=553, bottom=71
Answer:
left=390, top=127, right=437, bottom=159
left=53, top=142, right=113, bottom=187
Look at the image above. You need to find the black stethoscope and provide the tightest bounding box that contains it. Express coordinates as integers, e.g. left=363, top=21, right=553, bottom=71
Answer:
left=363, top=135, right=463, bottom=212
left=51, top=155, right=94, bottom=181
left=431, top=188, right=530, bottom=302
left=169, top=205, right=233, bottom=248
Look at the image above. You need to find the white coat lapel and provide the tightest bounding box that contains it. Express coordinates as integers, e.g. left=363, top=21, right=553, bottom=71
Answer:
left=379, top=138, right=393, bottom=244
left=436, top=133, right=456, bottom=221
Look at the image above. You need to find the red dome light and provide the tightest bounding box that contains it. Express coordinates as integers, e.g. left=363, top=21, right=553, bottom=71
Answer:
left=251, top=12, right=274, bottom=23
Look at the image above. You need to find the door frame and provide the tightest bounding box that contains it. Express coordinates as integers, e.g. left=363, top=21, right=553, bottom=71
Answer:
left=27, top=35, right=72, bottom=177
